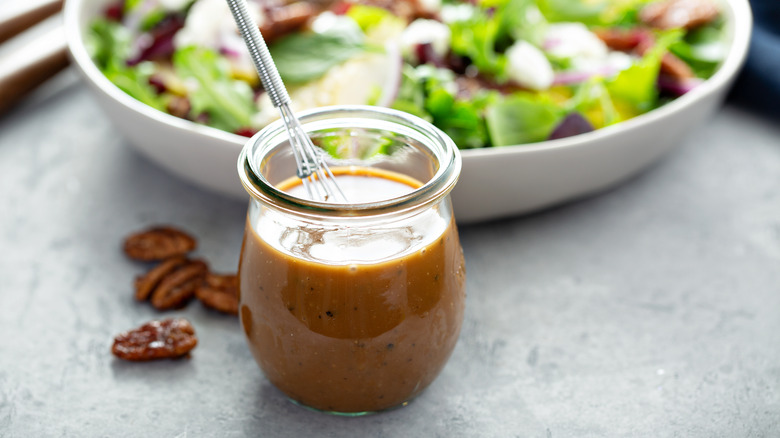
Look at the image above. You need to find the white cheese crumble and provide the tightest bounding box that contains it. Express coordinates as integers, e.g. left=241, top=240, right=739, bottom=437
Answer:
left=399, top=19, right=451, bottom=62
left=439, top=4, right=475, bottom=23
left=505, top=40, right=554, bottom=90
left=174, top=0, right=265, bottom=50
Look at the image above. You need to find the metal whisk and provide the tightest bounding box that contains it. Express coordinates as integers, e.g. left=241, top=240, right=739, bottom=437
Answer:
left=225, top=0, right=347, bottom=202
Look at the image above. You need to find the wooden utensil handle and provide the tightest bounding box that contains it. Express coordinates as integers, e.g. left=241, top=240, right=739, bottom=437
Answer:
left=0, top=25, right=69, bottom=116
left=0, top=0, right=64, bottom=45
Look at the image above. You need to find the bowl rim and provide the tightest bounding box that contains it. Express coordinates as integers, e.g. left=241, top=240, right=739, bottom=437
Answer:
left=64, top=0, right=753, bottom=157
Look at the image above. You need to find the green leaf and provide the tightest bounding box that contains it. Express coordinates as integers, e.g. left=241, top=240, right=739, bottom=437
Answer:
left=568, top=79, right=619, bottom=128
left=536, top=0, right=605, bottom=24
left=346, top=5, right=393, bottom=31
left=88, top=18, right=132, bottom=70
left=140, top=8, right=167, bottom=31
left=669, top=25, right=725, bottom=79
left=173, top=46, right=255, bottom=131
left=448, top=8, right=507, bottom=80
left=105, top=66, right=165, bottom=112
left=124, top=0, right=143, bottom=13
left=501, top=0, right=548, bottom=46
left=89, top=19, right=165, bottom=112
left=536, top=0, right=655, bottom=26
left=392, top=64, right=428, bottom=117
left=607, top=30, right=683, bottom=112
left=269, top=30, right=366, bottom=84
left=485, top=94, right=566, bottom=145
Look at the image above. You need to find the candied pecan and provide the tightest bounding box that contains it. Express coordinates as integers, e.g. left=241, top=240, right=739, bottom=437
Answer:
left=594, top=28, right=648, bottom=52
left=196, top=273, right=239, bottom=315
left=640, top=0, right=719, bottom=30
left=166, top=96, right=191, bottom=119
left=150, top=259, right=208, bottom=310
left=660, top=52, right=694, bottom=79
left=112, top=318, right=197, bottom=361
left=134, top=256, right=188, bottom=301
left=123, top=226, right=197, bottom=262
left=260, top=2, right=317, bottom=42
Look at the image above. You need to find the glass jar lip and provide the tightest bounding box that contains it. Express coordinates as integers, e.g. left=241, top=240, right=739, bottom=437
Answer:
left=237, top=105, right=462, bottom=218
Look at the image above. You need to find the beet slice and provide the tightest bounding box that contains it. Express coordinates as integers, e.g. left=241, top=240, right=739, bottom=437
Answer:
left=549, top=112, right=594, bottom=140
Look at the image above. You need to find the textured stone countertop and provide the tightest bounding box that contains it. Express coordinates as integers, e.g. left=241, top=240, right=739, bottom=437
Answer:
left=1, top=70, right=779, bottom=437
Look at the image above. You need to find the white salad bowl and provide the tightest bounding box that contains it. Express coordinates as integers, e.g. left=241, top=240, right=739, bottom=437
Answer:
left=64, top=0, right=752, bottom=223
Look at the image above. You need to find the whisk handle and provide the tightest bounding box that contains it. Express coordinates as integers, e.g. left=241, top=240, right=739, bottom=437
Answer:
left=225, top=0, right=291, bottom=108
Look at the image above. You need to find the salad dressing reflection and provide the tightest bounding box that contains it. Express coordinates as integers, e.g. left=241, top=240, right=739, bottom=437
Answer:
left=238, top=167, right=466, bottom=413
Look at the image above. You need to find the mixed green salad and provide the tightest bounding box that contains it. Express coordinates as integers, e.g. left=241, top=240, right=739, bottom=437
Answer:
left=88, top=0, right=726, bottom=148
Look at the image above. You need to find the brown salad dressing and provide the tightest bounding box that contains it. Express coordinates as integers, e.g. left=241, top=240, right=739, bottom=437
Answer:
left=238, top=167, right=466, bottom=413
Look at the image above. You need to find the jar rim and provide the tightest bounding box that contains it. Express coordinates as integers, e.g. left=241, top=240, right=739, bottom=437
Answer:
left=237, top=105, right=462, bottom=218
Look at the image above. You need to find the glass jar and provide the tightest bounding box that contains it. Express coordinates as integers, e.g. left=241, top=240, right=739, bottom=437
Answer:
left=237, top=106, right=465, bottom=415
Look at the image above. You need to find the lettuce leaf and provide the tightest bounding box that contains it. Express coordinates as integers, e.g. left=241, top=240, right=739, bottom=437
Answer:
left=449, top=12, right=507, bottom=80
left=569, top=79, right=619, bottom=128
left=346, top=5, right=393, bottom=31
left=173, top=46, right=255, bottom=131
left=390, top=65, right=431, bottom=120
left=669, top=25, right=725, bottom=79
left=607, top=30, right=683, bottom=113
left=536, top=0, right=605, bottom=24
left=537, top=0, right=655, bottom=26
left=269, top=27, right=366, bottom=84
left=88, top=18, right=165, bottom=112
left=485, top=94, right=566, bottom=145
left=418, top=67, right=494, bottom=148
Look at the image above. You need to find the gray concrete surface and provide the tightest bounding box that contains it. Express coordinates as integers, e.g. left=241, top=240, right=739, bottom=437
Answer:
left=1, top=70, right=779, bottom=437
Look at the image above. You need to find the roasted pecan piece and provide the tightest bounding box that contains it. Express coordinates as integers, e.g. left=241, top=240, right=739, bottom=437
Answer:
left=260, top=2, right=317, bottom=42
left=196, top=273, right=239, bottom=315
left=134, top=256, right=188, bottom=301
left=640, top=0, right=719, bottom=30
left=123, top=226, right=197, bottom=262
left=594, top=28, right=648, bottom=52
left=166, top=96, right=191, bottom=119
left=112, top=318, right=198, bottom=361
left=659, top=52, right=694, bottom=79
left=150, top=259, right=208, bottom=310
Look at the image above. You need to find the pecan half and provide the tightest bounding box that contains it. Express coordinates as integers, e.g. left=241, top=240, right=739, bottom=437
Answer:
left=111, top=318, right=197, bottom=361
left=150, top=259, right=208, bottom=310
left=260, top=2, right=317, bottom=42
left=196, top=273, right=239, bottom=315
left=134, top=256, right=188, bottom=301
left=594, top=28, right=648, bottom=52
left=123, top=226, right=197, bottom=262
left=640, top=0, right=719, bottom=30
left=660, top=52, right=694, bottom=79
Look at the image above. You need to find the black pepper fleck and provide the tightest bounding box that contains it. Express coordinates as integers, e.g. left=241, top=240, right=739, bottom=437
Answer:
left=387, top=343, right=394, bottom=350
left=326, top=310, right=334, bottom=317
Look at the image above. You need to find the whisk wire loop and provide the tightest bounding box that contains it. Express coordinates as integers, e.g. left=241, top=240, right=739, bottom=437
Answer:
left=226, top=0, right=347, bottom=203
